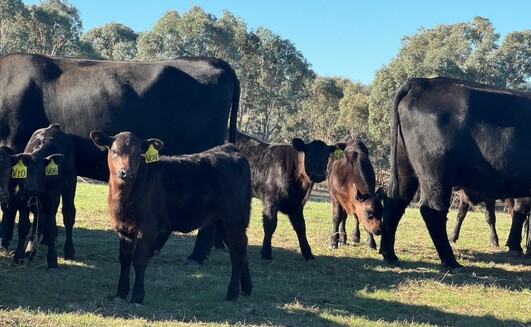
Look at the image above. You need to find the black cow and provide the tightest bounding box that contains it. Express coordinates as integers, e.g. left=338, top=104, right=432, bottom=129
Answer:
left=1, top=124, right=76, bottom=269
left=90, top=131, right=252, bottom=304
left=450, top=188, right=500, bottom=247
left=381, top=77, right=531, bottom=269
left=327, top=136, right=384, bottom=250
left=0, top=53, right=239, bottom=181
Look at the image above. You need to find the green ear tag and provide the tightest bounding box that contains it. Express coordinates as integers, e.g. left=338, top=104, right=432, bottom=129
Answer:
left=12, top=160, right=27, bottom=179
left=333, top=148, right=344, bottom=160
left=145, top=144, right=159, bottom=163
left=45, top=159, right=59, bottom=176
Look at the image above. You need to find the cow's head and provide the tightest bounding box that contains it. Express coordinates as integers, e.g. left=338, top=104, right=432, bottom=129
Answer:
left=0, top=146, right=15, bottom=203
left=292, top=138, right=346, bottom=183
left=90, top=131, right=164, bottom=185
left=353, top=186, right=385, bottom=235
left=12, top=153, right=65, bottom=196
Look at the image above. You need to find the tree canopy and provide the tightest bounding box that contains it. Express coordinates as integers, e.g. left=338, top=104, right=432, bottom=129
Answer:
left=1, top=2, right=530, bottom=168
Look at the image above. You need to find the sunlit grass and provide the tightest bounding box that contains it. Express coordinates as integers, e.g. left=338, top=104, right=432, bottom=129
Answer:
left=0, top=182, right=529, bottom=326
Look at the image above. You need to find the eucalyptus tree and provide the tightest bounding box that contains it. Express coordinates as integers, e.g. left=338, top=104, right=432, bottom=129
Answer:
left=0, top=0, right=28, bottom=55
left=81, top=22, right=137, bottom=60
left=25, top=0, right=83, bottom=56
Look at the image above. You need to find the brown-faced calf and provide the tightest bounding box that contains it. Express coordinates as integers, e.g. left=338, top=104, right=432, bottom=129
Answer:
left=1, top=124, right=76, bottom=269
left=90, top=130, right=252, bottom=304
left=327, top=137, right=384, bottom=250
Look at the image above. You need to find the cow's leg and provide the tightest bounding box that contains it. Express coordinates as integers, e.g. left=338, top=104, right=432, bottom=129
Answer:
left=288, top=207, right=314, bottom=260
left=365, top=230, right=377, bottom=250
left=379, top=146, right=419, bottom=266
left=352, top=213, right=361, bottom=244
left=1, top=198, right=17, bottom=251
left=484, top=199, right=499, bottom=247
left=449, top=201, right=469, bottom=243
left=61, top=180, right=76, bottom=260
left=116, top=238, right=134, bottom=301
left=213, top=228, right=226, bottom=251
left=329, top=202, right=347, bottom=249
left=36, top=196, right=60, bottom=269
left=130, top=231, right=156, bottom=305
left=525, top=214, right=530, bottom=256
left=419, top=182, right=462, bottom=269
left=186, top=224, right=217, bottom=264
left=13, top=207, right=31, bottom=264
left=505, top=202, right=527, bottom=255
left=152, top=230, right=172, bottom=255
left=261, top=204, right=278, bottom=260
left=216, top=220, right=252, bottom=300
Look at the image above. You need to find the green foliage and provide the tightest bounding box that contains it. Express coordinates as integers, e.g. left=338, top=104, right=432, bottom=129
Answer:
left=0, top=0, right=29, bottom=55
left=81, top=22, right=137, bottom=60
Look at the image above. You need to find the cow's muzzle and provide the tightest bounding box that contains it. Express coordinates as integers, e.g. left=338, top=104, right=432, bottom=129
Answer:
left=118, top=169, right=136, bottom=183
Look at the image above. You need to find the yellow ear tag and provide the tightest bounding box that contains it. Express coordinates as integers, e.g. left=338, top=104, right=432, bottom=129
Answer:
left=12, top=160, right=27, bottom=179
left=333, top=148, right=344, bottom=160
left=145, top=144, right=159, bottom=163
left=45, top=159, right=59, bottom=176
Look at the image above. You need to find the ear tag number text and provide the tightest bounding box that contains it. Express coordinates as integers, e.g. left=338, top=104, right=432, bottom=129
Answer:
left=45, top=159, right=59, bottom=176
left=145, top=144, right=159, bottom=163
left=12, top=160, right=27, bottom=179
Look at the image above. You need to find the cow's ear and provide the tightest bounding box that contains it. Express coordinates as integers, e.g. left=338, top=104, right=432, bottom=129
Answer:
left=143, top=138, right=164, bottom=152
left=292, top=138, right=307, bottom=152
left=12, top=153, right=34, bottom=167
left=90, top=130, right=113, bottom=149
left=355, top=188, right=364, bottom=201
left=45, top=154, right=65, bottom=166
left=375, top=187, right=386, bottom=202
left=0, top=145, right=14, bottom=155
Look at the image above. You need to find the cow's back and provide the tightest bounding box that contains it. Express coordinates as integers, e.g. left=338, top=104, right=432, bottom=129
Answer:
left=0, top=53, right=238, bottom=181
left=396, top=77, right=531, bottom=198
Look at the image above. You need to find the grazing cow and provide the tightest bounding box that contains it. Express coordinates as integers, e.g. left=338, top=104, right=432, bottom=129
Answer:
left=327, top=136, right=384, bottom=250
left=507, top=197, right=531, bottom=256
left=90, top=131, right=252, bottom=304
left=0, top=53, right=239, bottom=182
left=381, top=77, right=531, bottom=269
left=1, top=124, right=76, bottom=269
left=449, top=188, right=500, bottom=247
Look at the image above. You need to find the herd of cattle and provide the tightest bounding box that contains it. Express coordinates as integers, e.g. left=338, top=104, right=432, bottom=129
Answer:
left=0, top=53, right=530, bottom=304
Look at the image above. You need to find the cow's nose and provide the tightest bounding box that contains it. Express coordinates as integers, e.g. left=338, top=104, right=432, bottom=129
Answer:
left=373, top=227, right=382, bottom=236
left=119, top=169, right=136, bottom=182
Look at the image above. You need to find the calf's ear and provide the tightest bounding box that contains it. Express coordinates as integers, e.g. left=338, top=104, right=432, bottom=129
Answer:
left=12, top=153, right=35, bottom=167
left=45, top=154, right=65, bottom=166
left=90, top=130, right=113, bottom=149
left=375, top=187, right=386, bottom=202
left=292, top=138, right=307, bottom=152
left=144, top=138, right=164, bottom=152
left=0, top=146, right=14, bottom=155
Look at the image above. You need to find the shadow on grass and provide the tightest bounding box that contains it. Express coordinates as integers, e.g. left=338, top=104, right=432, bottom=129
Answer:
left=0, top=225, right=529, bottom=326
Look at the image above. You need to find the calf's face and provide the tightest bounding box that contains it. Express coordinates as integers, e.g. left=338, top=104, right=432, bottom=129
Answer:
left=90, top=131, right=164, bottom=185
left=292, top=138, right=346, bottom=183
left=354, top=187, right=385, bottom=235
left=12, top=153, right=65, bottom=195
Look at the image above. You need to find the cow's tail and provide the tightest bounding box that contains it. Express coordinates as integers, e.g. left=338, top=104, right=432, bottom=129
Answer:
left=389, top=79, right=413, bottom=198
left=228, top=72, right=240, bottom=144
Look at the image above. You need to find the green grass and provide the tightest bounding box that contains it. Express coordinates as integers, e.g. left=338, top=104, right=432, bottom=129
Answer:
left=0, top=182, right=529, bottom=327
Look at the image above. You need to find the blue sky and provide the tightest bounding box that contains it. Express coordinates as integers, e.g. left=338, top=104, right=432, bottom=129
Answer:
left=24, top=1, right=531, bottom=84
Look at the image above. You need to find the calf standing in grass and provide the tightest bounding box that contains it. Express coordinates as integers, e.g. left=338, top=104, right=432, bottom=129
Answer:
left=90, top=130, right=252, bottom=304
left=236, top=131, right=345, bottom=261
left=327, top=136, right=384, bottom=250
left=1, top=124, right=76, bottom=268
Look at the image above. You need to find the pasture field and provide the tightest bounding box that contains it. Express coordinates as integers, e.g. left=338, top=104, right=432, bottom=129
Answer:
left=0, top=182, right=529, bottom=327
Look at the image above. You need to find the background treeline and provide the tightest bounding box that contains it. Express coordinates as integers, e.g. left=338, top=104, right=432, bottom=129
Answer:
left=1, top=0, right=530, bottom=167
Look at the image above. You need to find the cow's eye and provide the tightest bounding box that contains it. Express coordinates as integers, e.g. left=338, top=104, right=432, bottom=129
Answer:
left=110, top=149, right=117, bottom=157
left=366, top=211, right=374, bottom=219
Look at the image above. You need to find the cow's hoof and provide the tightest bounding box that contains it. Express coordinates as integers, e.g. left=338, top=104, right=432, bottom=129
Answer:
left=130, top=302, right=144, bottom=308
left=113, top=297, right=126, bottom=304
left=507, top=250, right=523, bottom=258
left=382, top=256, right=401, bottom=267
left=328, top=244, right=338, bottom=249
